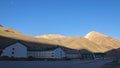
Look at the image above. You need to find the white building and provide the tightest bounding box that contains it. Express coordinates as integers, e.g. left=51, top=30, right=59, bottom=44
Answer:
left=1, top=41, right=65, bottom=59
left=28, top=47, right=65, bottom=59
left=1, top=42, right=27, bottom=58
left=63, top=48, right=80, bottom=59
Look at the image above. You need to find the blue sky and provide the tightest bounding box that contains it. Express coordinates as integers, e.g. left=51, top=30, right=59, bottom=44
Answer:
left=0, top=0, right=120, bottom=39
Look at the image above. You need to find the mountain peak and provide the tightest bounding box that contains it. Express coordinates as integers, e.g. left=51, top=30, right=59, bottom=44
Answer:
left=84, top=31, right=120, bottom=51
left=35, top=34, right=66, bottom=40
left=85, top=31, right=107, bottom=39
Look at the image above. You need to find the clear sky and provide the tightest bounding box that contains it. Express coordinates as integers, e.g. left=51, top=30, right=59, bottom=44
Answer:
left=0, top=0, right=120, bottom=39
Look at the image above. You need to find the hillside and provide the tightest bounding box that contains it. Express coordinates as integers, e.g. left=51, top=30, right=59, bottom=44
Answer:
left=0, top=26, right=120, bottom=53
left=36, top=35, right=106, bottom=52
left=35, top=34, right=66, bottom=40
left=85, top=31, right=120, bottom=52
left=0, top=27, right=59, bottom=45
left=52, top=36, right=106, bottom=52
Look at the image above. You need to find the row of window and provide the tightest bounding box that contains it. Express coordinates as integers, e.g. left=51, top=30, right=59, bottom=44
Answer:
left=28, top=52, right=55, bottom=57
left=11, top=48, right=15, bottom=55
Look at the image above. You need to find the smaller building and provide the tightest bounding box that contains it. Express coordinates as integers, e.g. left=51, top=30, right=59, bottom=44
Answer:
left=81, top=53, right=94, bottom=60
left=80, top=52, right=106, bottom=60
left=94, top=53, right=106, bottom=59
left=63, top=48, right=80, bottom=59
left=79, top=49, right=95, bottom=60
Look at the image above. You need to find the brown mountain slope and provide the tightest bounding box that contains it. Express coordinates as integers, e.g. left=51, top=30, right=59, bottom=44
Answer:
left=85, top=31, right=120, bottom=52
left=36, top=34, right=107, bottom=52
left=1, top=26, right=119, bottom=53
left=35, top=34, right=66, bottom=40
left=54, top=37, right=106, bottom=52
left=0, top=27, right=58, bottom=45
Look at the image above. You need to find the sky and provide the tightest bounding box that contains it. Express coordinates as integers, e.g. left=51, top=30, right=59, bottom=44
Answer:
left=0, top=0, right=120, bottom=39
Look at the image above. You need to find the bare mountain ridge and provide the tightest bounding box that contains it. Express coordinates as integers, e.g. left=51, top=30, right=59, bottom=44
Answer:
left=0, top=27, right=59, bottom=45
left=36, top=31, right=120, bottom=52
left=35, top=34, right=66, bottom=40
left=85, top=31, right=120, bottom=51
left=0, top=26, right=120, bottom=53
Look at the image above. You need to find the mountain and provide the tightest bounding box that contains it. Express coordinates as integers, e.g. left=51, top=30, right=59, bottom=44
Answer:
left=0, top=27, right=59, bottom=45
left=36, top=34, right=106, bottom=52
left=35, top=34, right=66, bottom=40
left=51, top=36, right=106, bottom=52
left=0, top=26, right=120, bottom=53
left=85, top=31, right=120, bottom=52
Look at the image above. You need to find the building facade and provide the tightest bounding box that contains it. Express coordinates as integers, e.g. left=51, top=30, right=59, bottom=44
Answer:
left=1, top=42, right=65, bottom=59
left=28, top=47, right=65, bottom=59
left=1, top=42, right=27, bottom=58
left=63, top=48, right=81, bottom=59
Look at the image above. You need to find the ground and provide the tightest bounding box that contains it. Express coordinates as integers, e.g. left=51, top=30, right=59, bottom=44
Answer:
left=0, top=59, right=111, bottom=68
left=102, top=60, right=120, bottom=68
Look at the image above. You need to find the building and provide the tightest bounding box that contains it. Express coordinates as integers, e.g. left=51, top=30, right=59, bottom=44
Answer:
left=1, top=41, right=65, bottom=59
left=63, top=48, right=80, bottom=59
left=81, top=53, right=95, bottom=60
left=94, top=53, right=106, bottom=59
left=79, top=49, right=95, bottom=60
left=28, top=47, right=65, bottom=59
left=1, top=42, right=27, bottom=58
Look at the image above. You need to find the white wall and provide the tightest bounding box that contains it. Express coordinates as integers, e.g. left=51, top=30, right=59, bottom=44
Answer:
left=28, top=51, right=54, bottom=58
left=1, top=42, right=27, bottom=58
left=54, top=48, right=65, bottom=59
left=66, top=54, right=80, bottom=59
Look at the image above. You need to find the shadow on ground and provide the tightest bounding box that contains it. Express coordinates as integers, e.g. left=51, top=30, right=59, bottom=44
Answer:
left=101, top=61, right=120, bottom=68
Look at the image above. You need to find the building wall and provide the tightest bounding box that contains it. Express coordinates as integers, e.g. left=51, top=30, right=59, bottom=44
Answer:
left=66, top=54, right=80, bottom=59
left=53, top=48, right=65, bottom=59
left=1, top=42, right=27, bottom=58
left=81, top=53, right=95, bottom=60
left=28, top=51, right=54, bottom=58
left=28, top=48, right=65, bottom=59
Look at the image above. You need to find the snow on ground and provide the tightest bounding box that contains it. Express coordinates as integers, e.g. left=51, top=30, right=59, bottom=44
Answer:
left=0, top=60, right=111, bottom=68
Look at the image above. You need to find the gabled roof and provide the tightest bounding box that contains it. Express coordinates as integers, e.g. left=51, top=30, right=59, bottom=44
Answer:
left=0, top=36, right=16, bottom=49
left=2, top=40, right=30, bottom=49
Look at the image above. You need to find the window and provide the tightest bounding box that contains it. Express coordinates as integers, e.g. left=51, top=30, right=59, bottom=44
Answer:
left=52, top=52, right=54, bottom=54
left=12, top=48, right=15, bottom=50
left=51, top=55, right=54, bottom=57
left=12, top=52, right=14, bottom=54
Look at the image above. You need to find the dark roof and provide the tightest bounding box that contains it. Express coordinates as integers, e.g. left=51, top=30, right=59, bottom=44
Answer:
left=0, top=36, right=16, bottom=49
left=79, top=49, right=93, bottom=54
left=0, top=36, right=57, bottom=49
left=28, top=47, right=58, bottom=51
left=21, top=41, right=57, bottom=48
left=62, top=48, right=79, bottom=54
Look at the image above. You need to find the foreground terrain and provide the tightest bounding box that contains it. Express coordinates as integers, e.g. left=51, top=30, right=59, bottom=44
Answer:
left=0, top=60, right=111, bottom=68
left=102, top=61, right=120, bottom=68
